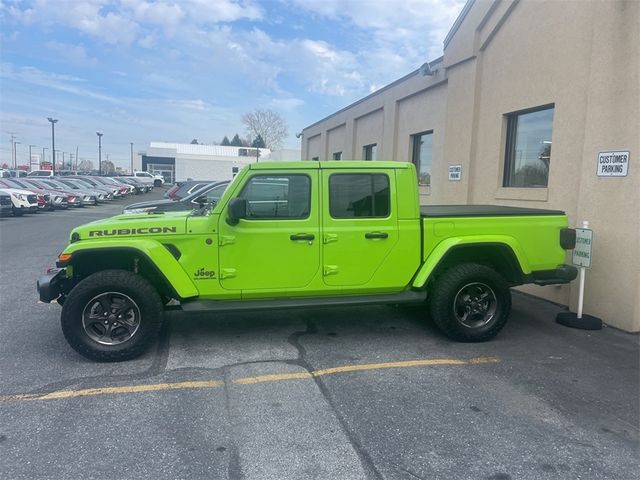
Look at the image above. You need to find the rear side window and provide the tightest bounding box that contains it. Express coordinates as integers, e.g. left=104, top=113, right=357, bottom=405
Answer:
left=239, top=174, right=311, bottom=219
left=329, top=174, right=390, bottom=218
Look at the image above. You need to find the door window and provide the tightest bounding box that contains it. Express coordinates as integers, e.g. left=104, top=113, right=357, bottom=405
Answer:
left=238, top=174, right=311, bottom=219
left=329, top=174, right=390, bottom=218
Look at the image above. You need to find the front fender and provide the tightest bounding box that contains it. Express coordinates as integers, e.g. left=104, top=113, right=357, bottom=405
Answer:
left=412, top=235, right=531, bottom=288
left=61, top=239, right=199, bottom=299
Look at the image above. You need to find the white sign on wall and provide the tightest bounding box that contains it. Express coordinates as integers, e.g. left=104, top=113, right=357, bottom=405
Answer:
left=597, top=151, right=629, bottom=177
left=572, top=228, right=593, bottom=268
left=448, top=165, right=462, bottom=181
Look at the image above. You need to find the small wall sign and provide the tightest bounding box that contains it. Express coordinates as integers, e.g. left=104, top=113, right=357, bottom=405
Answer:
left=448, top=165, right=462, bottom=181
left=597, top=151, right=629, bottom=177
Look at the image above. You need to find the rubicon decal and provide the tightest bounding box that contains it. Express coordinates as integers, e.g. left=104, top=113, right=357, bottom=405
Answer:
left=88, top=226, right=177, bottom=237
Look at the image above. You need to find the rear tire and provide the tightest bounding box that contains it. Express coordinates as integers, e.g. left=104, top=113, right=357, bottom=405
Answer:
left=428, top=263, right=511, bottom=342
left=61, top=270, right=163, bottom=361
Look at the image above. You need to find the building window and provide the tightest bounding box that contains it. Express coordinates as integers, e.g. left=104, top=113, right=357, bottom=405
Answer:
left=311, top=156, right=319, bottom=161
left=332, top=152, right=342, bottom=160
left=503, top=105, right=554, bottom=188
left=329, top=174, right=390, bottom=218
left=238, top=174, right=311, bottom=219
left=411, top=131, right=433, bottom=186
left=363, top=144, right=377, bottom=161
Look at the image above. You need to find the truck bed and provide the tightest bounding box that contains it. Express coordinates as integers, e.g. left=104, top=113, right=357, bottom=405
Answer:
left=421, top=205, right=565, bottom=218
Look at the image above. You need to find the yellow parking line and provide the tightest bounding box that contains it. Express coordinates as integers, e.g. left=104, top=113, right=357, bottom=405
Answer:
left=0, top=356, right=498, bottom=403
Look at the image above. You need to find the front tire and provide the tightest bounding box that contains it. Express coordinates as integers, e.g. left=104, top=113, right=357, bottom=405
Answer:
left=12, top=206, right=24, bottom=217
left=61, top=270, right=163, bottom=361
left=428, top=263, right=511, bottom=342
left=154, top=179, right=162, bottom=187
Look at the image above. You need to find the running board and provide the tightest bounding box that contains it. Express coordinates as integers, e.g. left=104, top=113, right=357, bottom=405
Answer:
left=177, top=290, right=426, bottom=313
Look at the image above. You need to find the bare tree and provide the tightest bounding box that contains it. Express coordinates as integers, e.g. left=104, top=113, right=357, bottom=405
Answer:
left=78, top=159, right=94, bottom=172
left=241, top=109, right=288, bottom=150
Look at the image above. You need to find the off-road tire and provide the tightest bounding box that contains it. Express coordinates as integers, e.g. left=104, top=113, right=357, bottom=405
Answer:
left=61, top=270, right=163, bottom=361
left=428, top=263, right=511, bottom=342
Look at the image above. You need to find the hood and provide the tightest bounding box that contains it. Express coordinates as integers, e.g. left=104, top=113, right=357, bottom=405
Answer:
left=70, top=210, right=189, bottom=242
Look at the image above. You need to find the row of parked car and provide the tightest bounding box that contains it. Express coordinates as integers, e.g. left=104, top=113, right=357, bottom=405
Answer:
left=122, top=179, right=230, bottom=213
left=0, top=174, right=158, bottom=217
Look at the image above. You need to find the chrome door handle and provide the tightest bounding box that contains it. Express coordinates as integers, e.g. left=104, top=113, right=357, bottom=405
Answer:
left=290, top=233, right=315, bottom=241
left=365, top=232, right=388, bottom=239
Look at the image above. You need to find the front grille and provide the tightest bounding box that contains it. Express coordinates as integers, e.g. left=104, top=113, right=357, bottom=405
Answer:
left=27, top=194, right=37, bottom=204
left=0, top=196, right=11, bottom=205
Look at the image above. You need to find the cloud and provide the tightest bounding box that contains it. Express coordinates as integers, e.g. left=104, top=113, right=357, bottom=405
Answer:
left=45, top=41, right=97, bottom=66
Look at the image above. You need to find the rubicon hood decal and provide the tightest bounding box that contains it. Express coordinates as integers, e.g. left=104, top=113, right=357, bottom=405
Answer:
left=88, top=226, right=178, bottom=237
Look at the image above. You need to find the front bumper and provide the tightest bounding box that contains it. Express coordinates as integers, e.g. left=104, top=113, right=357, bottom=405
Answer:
left=530, top=264, right=578, bottom=286
left=37, top=268, right=68, bottom=303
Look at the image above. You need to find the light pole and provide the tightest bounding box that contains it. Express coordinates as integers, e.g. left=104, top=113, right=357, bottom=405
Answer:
left=29, top=144, right=36, bottom=170
left=13, top=141, right=21, bottom=169
left=47, top=117, right=58, bottom=175
left=130, top=142, right=134, bottom=174
left=96, top=132, right=103, bottom=174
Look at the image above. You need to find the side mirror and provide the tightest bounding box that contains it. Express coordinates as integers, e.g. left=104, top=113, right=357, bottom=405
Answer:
left=226, top=197, right=247, bottom=225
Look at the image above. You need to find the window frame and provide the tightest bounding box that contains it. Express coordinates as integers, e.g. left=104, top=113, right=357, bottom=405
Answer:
left=410, top=130, right=434, bottom=187
left=328, top=172, right=391, bottom=220
left=237, top=173, right=312, bottom=221
left=502, top=104, right=554, bottom=188
left=363, top=144, right=377, bottom=161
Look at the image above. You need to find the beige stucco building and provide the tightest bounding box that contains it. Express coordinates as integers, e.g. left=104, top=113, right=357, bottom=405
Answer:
left=301, top=0, right=640, bottom=332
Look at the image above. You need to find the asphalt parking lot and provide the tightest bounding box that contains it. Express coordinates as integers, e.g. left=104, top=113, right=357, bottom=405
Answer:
left=0, top=189, right=638, bottom=480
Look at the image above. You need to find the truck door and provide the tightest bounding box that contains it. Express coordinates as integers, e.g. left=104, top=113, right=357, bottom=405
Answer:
left=217, top=171, right=320, bottom=291
left=321, top=170, right=399, bottom=286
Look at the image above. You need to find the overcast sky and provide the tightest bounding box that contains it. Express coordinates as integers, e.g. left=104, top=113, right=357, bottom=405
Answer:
left=1, top=0, right=464, bottom=168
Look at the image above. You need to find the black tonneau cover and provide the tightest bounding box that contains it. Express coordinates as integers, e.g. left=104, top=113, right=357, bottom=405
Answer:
left=421, top=205, right=565, bottom=218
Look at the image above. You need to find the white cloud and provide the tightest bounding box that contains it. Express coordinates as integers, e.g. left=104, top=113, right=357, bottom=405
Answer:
left=45, top=41, right=97, bottom=66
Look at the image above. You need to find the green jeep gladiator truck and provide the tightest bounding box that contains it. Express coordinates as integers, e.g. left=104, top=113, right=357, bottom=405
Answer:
left=38, top=161, right=577, bottom=361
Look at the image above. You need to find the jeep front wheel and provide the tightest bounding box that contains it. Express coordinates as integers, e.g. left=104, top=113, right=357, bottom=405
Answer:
left=61, top=270, right=163, bottom=361
left=428, top=263, right=511, bottom=342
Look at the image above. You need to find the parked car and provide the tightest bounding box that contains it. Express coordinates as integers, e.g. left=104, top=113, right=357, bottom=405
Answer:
left=38, top=161, right=578, bottom=361
left=165, top=180, right=216, bottom=201
left=0, top=191, right=12, bottom=216
left=123, top=181, right=229, bottom=213
left=22, top=178, right=81, bottom=208
left=27, top=170, right=55, bottom=177
left=0, top=186, right=38, bottom=216
left=9, top=178, right=69, bottom=210
left=56, top=178, right=108, bottom=204
left=36, top=179, right=93, bottom=207
left=1, top=179, right=47, bottom=210
left=76, top=177, right=122, bottom=198
left=133, top=171, right=164, bottom=187
left=71, top=178, right=115, bottom=200
left=119, top=177, right=150, bottom=194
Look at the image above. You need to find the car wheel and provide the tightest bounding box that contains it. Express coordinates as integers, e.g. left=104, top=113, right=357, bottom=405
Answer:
left=428, top=263, right=511, bottom=342
left=61, top=270, right=163, bottom=361
left=154, top=179, right=162, bottom=187
left=12, top=206, right=23, bottom=217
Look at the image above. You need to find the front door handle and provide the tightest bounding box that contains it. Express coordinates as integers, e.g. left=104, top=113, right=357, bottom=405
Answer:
left=365, top=232, right=388, bottom=239
left=290, top=233, right=315, bottom=241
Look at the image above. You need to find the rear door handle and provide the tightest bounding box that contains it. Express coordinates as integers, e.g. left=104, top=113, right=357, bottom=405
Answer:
left=365, top=232, right=388, bottom=239
left=290, top=233, right=315, bottom=241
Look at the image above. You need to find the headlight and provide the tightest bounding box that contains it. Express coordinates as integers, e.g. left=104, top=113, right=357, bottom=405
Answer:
left=83, top=195, right=91, bottom=201
left=12, top=193, right=26, bottom=201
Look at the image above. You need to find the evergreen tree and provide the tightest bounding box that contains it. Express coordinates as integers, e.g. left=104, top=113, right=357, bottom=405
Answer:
left=230, top=134, right=243, bottom=146
left=221, top=136, right=231, bottom=146
left=251, top=134, right=266, bottom=148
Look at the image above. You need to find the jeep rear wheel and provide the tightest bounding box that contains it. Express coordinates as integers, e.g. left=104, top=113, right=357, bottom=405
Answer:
left=429, top=263, right=511, bottom=342
left=61, top=270, right=163, bottom=361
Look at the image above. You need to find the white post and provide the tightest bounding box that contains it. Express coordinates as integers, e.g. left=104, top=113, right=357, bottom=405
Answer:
left=576, top=220, right=589, bottom=319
